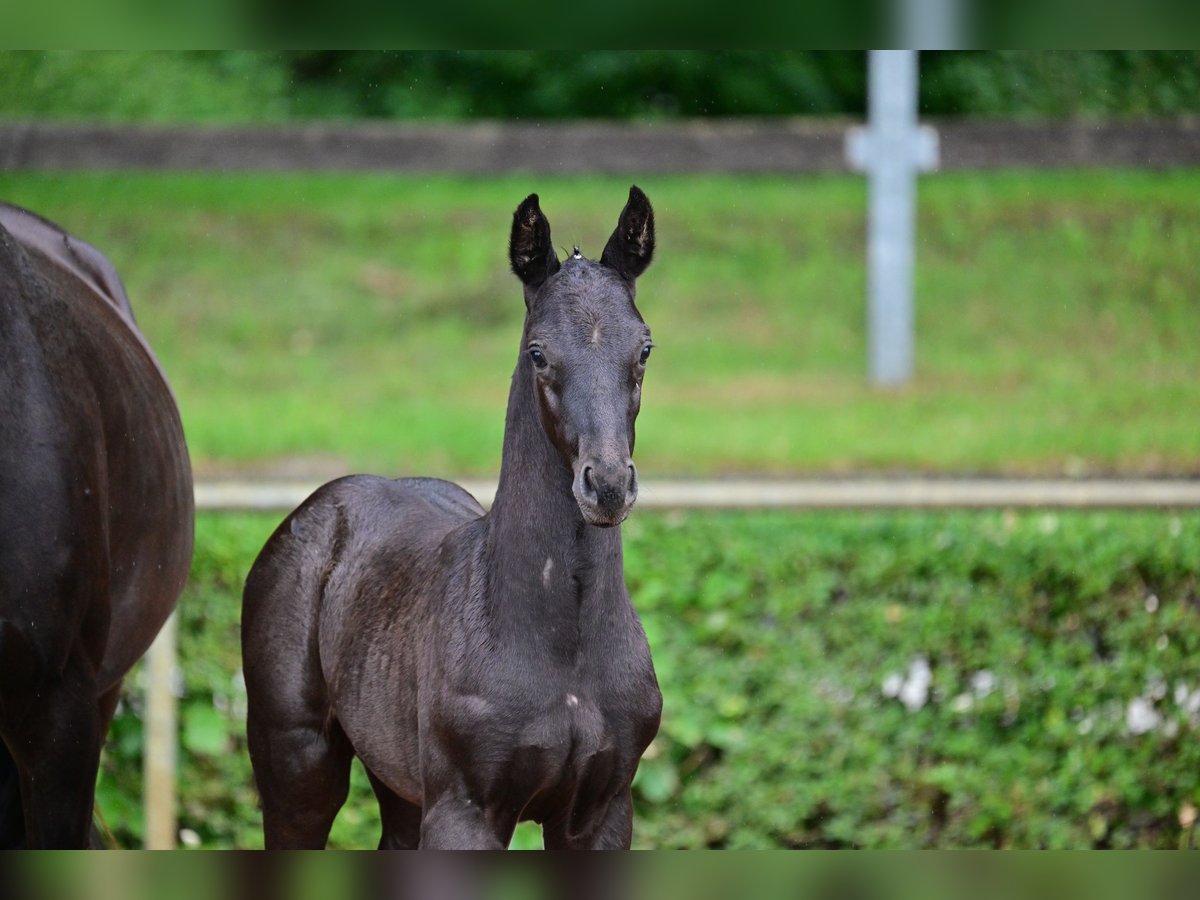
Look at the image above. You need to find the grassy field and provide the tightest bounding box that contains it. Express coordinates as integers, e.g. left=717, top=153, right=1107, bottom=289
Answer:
left=0, top=169, right=1196, bottom=477
left=97, top=509, right=1200, bottom=849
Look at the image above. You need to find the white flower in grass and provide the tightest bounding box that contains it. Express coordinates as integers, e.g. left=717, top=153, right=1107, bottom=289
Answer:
left=1126, top=697, right=1161, bottom=735
left=1175, top=682, right=1190, bottom=706
left=971, top=669, right=996, bottom=698
left=882, top=673, right=903, bottom=698
left=1174, top=683, right=1200, bottom=720
left=898, top=657, right=932, bottom=712
left=882, top=657, right=933, bottom=712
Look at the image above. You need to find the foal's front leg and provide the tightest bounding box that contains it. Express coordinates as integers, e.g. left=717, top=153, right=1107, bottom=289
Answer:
left=419, top=794, right=507, bottom=849
left=543, top=787, right=634, bottom=850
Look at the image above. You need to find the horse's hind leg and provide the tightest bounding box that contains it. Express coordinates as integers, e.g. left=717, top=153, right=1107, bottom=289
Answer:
left=244, top=501, right=362, bottom=848
left=248, top=712, right=354, bottom=849
left=0, top=661, right=103, bottom=848
left=366, top=770, right=421, bottom=849
left=244, top=619, right=354, bottom=847
left=0, top=740, right=23, bottom=848
left=86, top=682, right=125, bottom=849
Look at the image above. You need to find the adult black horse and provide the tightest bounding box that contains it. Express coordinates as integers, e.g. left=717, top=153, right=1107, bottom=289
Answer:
left=0, top=203, right=194, bottom=848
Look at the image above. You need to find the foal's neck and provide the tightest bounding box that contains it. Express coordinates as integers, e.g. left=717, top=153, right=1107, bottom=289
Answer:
left=483, top=355, right=625, bottom=637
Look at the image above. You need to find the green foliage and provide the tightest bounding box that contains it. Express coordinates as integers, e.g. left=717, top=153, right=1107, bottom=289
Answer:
left=98, top=510, right=1200, bottom=848
left=922, top=51, right=1200, bottom=118
left=0, top=52, right=290, bottom=122
left=282, top=51, right=866, bottom=119
left=626, top=509, right=1200, bottom=849
left=1, top=170, right=1196, bottom=478
left=2, top=52, right=1198, bottom=122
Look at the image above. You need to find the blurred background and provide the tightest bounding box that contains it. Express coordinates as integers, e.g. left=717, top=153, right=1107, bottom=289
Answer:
left=1, top=51, right=1198, bottom=849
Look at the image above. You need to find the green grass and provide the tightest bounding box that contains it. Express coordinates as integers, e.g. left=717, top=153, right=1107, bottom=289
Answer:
left=97, top=509, right=1200, bottom=849
left=1, top=170, right=1197, bottom=476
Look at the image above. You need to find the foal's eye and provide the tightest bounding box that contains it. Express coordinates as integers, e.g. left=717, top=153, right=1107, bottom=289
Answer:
left=639, top=344, right=653, bottom=364
left=530, top=348, right=548, bottom=369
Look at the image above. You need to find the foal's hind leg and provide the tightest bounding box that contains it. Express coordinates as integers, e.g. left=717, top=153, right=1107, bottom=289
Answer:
left=248, top=714, right=354, bottom=849
left=366, top=770, right=422, bottom=849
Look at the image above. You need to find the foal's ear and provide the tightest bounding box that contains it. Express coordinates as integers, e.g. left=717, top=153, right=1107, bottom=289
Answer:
left=601, top=185, right=655, bottom=282
left=509, top=193, right=561, bottom=288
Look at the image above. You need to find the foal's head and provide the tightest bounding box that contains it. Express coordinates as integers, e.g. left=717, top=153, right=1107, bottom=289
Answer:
left=508, top=186, right=656, bottom=527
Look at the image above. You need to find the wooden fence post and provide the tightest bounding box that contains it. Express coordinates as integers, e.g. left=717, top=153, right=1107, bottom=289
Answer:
left=144, top=611, right=178, bottom=849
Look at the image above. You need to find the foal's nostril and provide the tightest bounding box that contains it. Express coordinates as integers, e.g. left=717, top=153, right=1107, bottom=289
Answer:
left=574, top=458, right=640, bottom=523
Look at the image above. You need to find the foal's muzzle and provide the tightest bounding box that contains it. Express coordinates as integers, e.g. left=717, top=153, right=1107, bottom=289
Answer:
left=573, top=458, right=638, bottom=526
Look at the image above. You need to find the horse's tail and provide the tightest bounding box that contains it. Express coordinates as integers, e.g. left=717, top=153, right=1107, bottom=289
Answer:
left=0, top=739, right=24, bottom=848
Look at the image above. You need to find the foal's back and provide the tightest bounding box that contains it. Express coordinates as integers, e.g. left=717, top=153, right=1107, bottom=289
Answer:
left=244, top=474, right=484, bottom=673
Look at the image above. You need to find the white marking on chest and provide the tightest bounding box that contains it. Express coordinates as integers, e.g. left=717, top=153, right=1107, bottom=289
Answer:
left=566, top=693, right=580, bottom=708
left=590, top=322, right=602, bottom=345
left=542, top=556, right=554, bottom=588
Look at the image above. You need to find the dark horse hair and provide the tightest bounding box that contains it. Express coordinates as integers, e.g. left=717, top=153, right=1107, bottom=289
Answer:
left=0, top=203, right=193, bottom=847
left=242, top=187, right=662, bottom=849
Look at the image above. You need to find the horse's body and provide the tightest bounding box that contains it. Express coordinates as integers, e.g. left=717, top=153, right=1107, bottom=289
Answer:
left=0, top=203, right=193, bottom=847
left=243, top=188, right=662, bottom=849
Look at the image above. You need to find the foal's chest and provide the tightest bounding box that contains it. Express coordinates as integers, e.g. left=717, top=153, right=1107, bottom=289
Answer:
left=441, top=665, right=656, bottom=815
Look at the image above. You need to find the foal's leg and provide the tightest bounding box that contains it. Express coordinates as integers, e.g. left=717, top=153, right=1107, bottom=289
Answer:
left=419, top=795, right=507, bottom=849
left=243, top=516, right=357, bottom=849
left=543, top=788, right=634, bottom=850
left=248, top=714, right=354, bottom=849
left=366, top=770, right=422, bottom=849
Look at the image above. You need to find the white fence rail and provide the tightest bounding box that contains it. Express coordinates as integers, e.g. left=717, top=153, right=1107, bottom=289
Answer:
left=195, top=477, right=1200, bottom=513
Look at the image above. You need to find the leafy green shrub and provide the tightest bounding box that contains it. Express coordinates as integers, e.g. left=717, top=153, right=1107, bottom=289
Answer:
left=99, top=509, right=1200, bottom=848
left=0, top=52, right=290, bottom=122
left=627, top=509, right=1200, bottom=849
left=921, top=51, right=1200, bottom=118
left=3, top=52, right=1198, bottom=123
left=285, top=51, right=1200, bottom=121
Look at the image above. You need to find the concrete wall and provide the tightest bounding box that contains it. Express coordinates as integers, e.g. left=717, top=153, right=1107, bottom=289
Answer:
left=2, top=119, right=1198, bottom=173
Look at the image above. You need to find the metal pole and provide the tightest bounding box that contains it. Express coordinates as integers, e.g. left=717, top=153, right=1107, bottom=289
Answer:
left=867, top=50, right=919, bottom=386
left=144, top=611, right=178, bottom=849
left=899, top=0, right=965, bottom=49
